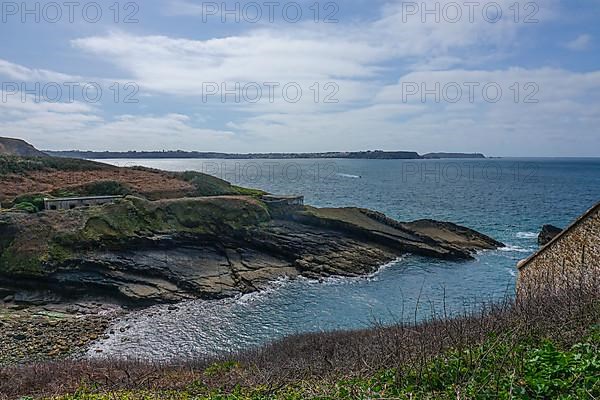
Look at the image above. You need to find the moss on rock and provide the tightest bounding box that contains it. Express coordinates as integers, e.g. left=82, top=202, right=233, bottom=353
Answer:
left=0, top=196, right=272, bottom=277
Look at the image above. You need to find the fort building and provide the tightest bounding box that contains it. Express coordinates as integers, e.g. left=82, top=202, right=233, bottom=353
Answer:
left=44, top=195, right=123, bottom=211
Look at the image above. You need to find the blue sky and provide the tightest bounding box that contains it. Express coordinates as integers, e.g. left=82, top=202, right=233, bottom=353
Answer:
left=0, top=0, right=599, bottom=156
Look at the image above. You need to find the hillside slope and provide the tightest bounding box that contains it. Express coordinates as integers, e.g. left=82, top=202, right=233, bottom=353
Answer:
left=0, top=137, right=47, bottom=157
left=0, top=137, right=263, bottom=204
left=0, top=155, right=262, bottom=204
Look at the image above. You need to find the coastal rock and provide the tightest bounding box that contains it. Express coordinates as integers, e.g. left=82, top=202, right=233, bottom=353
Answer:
left=0, top=196, right=504, bottom=306
left=538, top=225, right=563, bottom=246
left=0, top=305, right=114, bottom=364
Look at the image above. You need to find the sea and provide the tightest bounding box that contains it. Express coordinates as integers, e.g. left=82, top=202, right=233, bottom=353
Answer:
left=86, top=158, right=600, bottom=360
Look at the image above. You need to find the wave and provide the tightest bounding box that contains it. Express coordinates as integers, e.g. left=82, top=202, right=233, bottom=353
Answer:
left=516, top=232, right=538, bottom=239
left=325, top=257, right=405, bottom=284
left=499, top=244, right=535, bottom=253
left=288, top=257, right=405, bottom=287
left=234, top=276, right=294, bottom=305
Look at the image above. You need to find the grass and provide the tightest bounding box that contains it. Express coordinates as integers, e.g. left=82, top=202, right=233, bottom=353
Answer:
left=0, top=156, right=265, bottom=204
left=179, top=171, right=266, bottom=198
left=1, top=279, right=598, bottom=399
left=0, top=155, right=108, bottom=175
left=38, top=330, right=600, bottom=399
left=50, top=181, right=132, bottom=198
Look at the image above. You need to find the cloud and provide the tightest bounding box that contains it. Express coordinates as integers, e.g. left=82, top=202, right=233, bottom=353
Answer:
left=564, top=34, right=592, bottom=51
left=0, top=89, right=96, bottom=114
left=71, top=0, right=551, bottom=100
left=0, top=90, right=235, bottom=151
left=2, top=0, right=597, bottom=156
left=376, top=68, right=600, bottom=104
left=226, top=67, right=600, bottom=156
left=0, top=59, right=82, bottom=82
left=71, top=29, right=386, bottom=94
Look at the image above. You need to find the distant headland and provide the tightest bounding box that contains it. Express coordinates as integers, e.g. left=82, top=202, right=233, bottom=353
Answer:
left=44, top=149, right=486, bottom=160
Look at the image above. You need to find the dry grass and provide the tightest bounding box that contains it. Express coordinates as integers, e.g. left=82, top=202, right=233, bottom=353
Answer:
left=1, top=278, right=598, bottom=399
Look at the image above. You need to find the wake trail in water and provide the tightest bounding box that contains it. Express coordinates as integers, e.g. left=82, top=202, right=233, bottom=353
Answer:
left=337, top=173, right=361, bottom=179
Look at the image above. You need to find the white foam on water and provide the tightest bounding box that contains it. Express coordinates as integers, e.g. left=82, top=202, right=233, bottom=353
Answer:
left=516, top=232, right=538, bottom=239
left=499, top=244, right=535, bottom=253
left=300, top=257, right=405, bottom=286
left=234, top=276, right=294, bottom=305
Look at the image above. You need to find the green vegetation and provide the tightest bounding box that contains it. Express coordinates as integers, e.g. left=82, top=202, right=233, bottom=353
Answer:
left=48, top=327, right=600, bottom=399
left=12, top=202, right=38, bottom=213
left=0, top=244, right=47, bottom=276
left=50, top=181, right=132, bottom=198
left=78, top=196, right=271, bottom=241
left=11, top=194, right=46, bottom=212
left=0, top=196, right=272, bottom=277
left=180, top=171, right=266, bottom=197
left=2, top=283, right=597, bottom=399
left=0, top=155, right=107, bottom=175
left=0, top=155, right=265, bottom=205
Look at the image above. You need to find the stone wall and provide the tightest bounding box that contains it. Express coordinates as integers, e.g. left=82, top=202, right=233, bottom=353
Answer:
left=518, top=203, right=600, bottom=294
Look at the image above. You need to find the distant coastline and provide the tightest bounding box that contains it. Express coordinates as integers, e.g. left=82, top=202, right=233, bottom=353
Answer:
left=44, top=150, right=486, bottom=160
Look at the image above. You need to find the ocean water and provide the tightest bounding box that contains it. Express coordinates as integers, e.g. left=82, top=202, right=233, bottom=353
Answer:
left=87, top=158, right=600, bottom=359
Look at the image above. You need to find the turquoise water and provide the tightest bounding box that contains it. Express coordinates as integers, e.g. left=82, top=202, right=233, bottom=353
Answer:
left=88, top=158, right=600, bottom=359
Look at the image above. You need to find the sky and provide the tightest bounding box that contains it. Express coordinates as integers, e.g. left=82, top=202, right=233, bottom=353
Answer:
left=0, top=0, right=599, bottom=156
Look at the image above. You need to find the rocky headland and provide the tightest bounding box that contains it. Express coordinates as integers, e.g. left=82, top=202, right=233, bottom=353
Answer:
left=0, top=139, right=503, bottom=363
left=0, top=195, right=503, bottom=307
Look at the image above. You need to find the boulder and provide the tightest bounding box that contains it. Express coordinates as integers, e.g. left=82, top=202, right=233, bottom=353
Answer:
left=538, top=225, right=563, bottom=246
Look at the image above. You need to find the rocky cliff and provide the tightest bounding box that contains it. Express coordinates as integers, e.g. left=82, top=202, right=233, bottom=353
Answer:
left=0, top=196, right=503, bottom=306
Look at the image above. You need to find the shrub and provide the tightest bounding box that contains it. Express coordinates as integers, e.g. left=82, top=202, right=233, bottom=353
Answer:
left=12, top=202, right=38, bottom=213
left=12, top=194, right=46, bottom=212
left=50, top=181, right=131, bottom=198
left=0, top=155, right=108, bottom=175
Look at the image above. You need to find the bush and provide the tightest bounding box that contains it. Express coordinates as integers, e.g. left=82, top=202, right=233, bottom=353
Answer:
left=0, top=155, right=108, bottom=175
left=12, top=194, right=46, bottom=212
left=50, top=181, right=131, bottom=198
left=12, top=202, right=38, bottom=213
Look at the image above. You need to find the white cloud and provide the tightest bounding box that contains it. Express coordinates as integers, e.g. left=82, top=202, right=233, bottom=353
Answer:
left=0, top=89, right=96, bottom=114
left=71, top=0, right=555, bottom=100
left=0, top=92, right=235, bottom=151
left=564, top=34, right=592, bottom=51
left=226, top=67, right=600, bottom=156
left=0, top=59, right=82, bottom=82
left=2, top=0, right=598, bottom=156
left=71, top=30, right=387, bottom=95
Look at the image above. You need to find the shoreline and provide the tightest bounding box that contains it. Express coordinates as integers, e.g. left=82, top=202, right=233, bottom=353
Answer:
left=43, top=150, right=487, bottom=161
left=0, top=301, right=122, bottom=365
left=0, top=256, right=413, bottom=364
